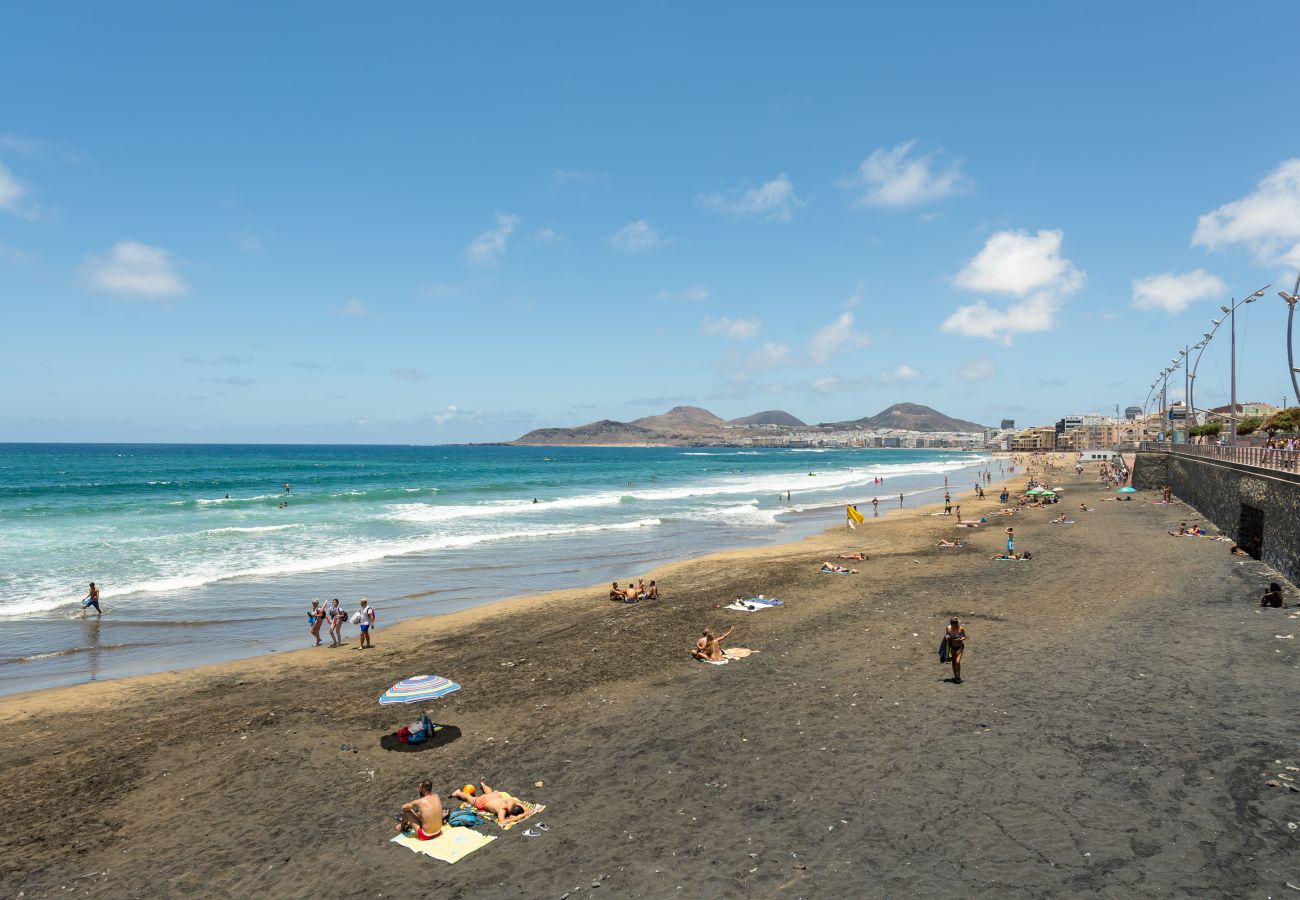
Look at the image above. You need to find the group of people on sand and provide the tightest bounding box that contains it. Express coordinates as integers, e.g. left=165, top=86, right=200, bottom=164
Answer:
left=309, top=597, right=376, bottom=648
left=608, top=579, right=659, bottom=603
left=394, top=779, right=531, bottom=840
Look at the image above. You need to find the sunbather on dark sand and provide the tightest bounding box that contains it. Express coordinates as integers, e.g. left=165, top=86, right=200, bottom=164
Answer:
left=937, top=539, right=963, bottom=548
left=451, top=781, right=529, bottom=825
left=608, top=581, right=623, bottom=601
left=837, top=552, right=867, bottom=560
left=821, top=562, right=859, bottom=573
left=394, top=780, right=443, bottom=840
left=692, top=626, right=735, bottom=661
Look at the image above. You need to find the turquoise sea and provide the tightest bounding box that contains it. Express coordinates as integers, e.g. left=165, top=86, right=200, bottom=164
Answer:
left=0, top=443, right=992, bottom=694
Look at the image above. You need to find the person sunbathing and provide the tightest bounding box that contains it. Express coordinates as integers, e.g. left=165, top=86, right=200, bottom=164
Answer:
left=937, top=539, right=963, bottom=548
left=623, top=583, right=640, bottom=602
left=990, top=551, right=1031, bottom=560
left=1052, top=513, right=1067, bottom=523
left=395, top=780, right=443, bottom=840
left=820, top=562, right=859, bottom=574
left=646, top=580, right=659, bottom=599
left=692, top=626, right=735, bottom=661
left=1169, top=522, right=1189, bottom=536
left=837, top=552, right=868, bottom=560
left=608, top=582, right=623, bottom=602
left=451, top=781, right=529, bottom=825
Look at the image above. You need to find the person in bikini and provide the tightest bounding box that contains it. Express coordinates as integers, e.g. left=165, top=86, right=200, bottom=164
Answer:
left=451, top=781, right=528, bottom=825
left=945, top=617, right=968, bottom=683
left=820, top=562, right=859, bottom=573
left=937, top=539, right=962, bottom=548
left=395, top=780, right=444, bottom=840
left=691, top=626, right=735, bottom=661
left=837, top=552, right=867, bottom=560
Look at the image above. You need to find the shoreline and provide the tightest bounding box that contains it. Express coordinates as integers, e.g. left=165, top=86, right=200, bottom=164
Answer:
left=0, top=464, right=991, bottom=718
left=0, top=453, right=994, bottom=699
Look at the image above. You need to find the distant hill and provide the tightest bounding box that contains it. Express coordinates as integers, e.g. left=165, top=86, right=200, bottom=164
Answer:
left=729, top=410, right=806, bottom=427
left=513, top=419, right=660, bottom=446
left=630, top=406, right=728, bottom=431
left=831, top=402, right=985, bottom=432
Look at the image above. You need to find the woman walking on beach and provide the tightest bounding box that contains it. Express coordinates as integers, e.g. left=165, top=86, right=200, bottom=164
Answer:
left=308, top=598, right=324, bottom=646
left=945, top=617, right=968, bottom=683
left=326, top=597, right=345, bottom=647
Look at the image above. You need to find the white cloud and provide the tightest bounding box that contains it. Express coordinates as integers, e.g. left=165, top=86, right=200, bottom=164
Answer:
left=878, top=364, right=921, bottom=383
left=532, top=226, right=561, bottom=242
left=941, top=229, right=1084, bottom=344
left=812, top=376, right=840, bottom=394
left=1193, top=159, right=1300, bottom=267
left=464, top=212, right=519, bottom=267
left=841, top=141, right=968, bottom=208
left=952, top=229, right=1082, bottom=297
left=341, top=298, right=367, bottom=316
left=1131, top=268, right=1226, bottom=314
left=959, top=357, right=997, bottom=381
left=432, top=404, right=458, bottom=424
left=82, top=241, right=188, bottom=298
left=0, top=162, right=26, bottom=213
left=658, top=284, right=709, bottom=302
left=701, top=315, right=762, bottom=339
left=745, top=342, right=790, bottom=370
left=610, top=219, right=661, bottom=253
left=807, top=310, right=871, bottom=364
left=698, top=174, right=803, bottom=222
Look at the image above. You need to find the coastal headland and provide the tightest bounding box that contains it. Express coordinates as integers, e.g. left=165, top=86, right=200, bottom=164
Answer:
left=4, top=462, right=1297, bottom=897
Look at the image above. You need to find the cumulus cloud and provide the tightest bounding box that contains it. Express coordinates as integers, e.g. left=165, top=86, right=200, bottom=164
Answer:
left=878, top=364, right=921, bottom=383
left=0, top=162, right=27, bottom=213
left=340, top=298, right=367, bottom=316
left=1193, top=159, right=1300, bottom=267
left=745, top=342, right=790, bottom=370
left=701, top=315, right=762, bottom=339
left=432, top=404, right=458, bottom=424
left=610, top=219, right=661, bottom=252
left=841, top=141, right=968, bottom=208
left=82, top=241, right=188, bottom=298
left=941, top=229, right=1084, bottom=344
left=807, top=310, right=871, bottom=364
left=465, top=212, right=519, bottom=267
left=959, top=357, right=997, bottom=381
left=698, top=174, right=804, bottom=222
left=1131, top=268, right=1226, bottom=314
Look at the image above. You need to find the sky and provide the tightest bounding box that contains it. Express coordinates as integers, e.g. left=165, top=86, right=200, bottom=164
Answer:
left=3, top=1, right=1300, bottom=443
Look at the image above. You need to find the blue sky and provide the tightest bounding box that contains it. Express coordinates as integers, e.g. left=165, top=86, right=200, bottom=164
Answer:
left=3, top=2, right=1300, bottom=443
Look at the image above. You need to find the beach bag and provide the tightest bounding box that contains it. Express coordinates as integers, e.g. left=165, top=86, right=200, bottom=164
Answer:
left=407, top=721, right=428, bottom=744
left=396, top=725, right=410, bottom=744
left=447, top=809, right=480, bottom=828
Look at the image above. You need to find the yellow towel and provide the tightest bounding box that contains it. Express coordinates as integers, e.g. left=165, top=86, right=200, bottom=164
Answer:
left=390, top=827, right=496, bottom=863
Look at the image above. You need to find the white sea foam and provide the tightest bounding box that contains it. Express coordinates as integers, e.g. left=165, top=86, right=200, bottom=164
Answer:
left=201, top=524, right=304, bottom=536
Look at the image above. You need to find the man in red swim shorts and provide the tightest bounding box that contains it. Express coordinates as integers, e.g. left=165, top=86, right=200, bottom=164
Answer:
left=394, top=780, right=443, bottom=839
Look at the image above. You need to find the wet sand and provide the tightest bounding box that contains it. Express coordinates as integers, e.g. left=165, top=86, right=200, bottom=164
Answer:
left=4, top=466, right=1299, bottom=898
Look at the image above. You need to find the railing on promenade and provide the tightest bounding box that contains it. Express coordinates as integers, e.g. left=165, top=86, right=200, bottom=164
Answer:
left=1139, top=441, right=1300, bottom=474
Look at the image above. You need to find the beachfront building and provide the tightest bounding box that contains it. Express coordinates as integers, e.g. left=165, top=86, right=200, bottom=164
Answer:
left=1125, top=406, right=1142, bottom=420
left=1010, top=426, right=1057, bottom=451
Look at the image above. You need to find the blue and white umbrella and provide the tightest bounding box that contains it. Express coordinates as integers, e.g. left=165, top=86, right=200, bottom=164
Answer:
left=378, top=674, right=461, bottom=706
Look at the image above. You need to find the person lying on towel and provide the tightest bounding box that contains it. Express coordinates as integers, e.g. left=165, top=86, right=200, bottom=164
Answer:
left=451, top=781, right=529, bottom=825
left=821, top=562, right=859, bottom=574
left=691, top=626, right=735, bottom=661
left=837, top=552, right=867, bottom=560
left=395, top=780, right=444, bottom=840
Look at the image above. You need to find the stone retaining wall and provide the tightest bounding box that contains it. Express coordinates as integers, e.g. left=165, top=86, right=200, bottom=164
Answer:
left=1132, top=450, right=1300, bottom=587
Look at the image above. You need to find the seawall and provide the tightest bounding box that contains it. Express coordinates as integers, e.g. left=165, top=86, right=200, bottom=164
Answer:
left=1133, top=450, right=1300, bottom=587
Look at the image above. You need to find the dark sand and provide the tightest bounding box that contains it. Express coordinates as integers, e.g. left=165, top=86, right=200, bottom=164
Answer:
left=4, top=466, right=1299, bottom=898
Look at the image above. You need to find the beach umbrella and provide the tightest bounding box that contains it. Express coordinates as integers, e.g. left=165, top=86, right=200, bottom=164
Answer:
left=1117, top=487, right=1136, bottom=494
left=1025, top=488, right=1045, bottom=495
left=1041, top=491, right=1057, bottom=497
left=379, top=674, right=461, bottom=705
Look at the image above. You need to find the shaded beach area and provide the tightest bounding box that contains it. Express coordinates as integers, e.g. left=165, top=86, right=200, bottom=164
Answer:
left=4, top=466, right=1298, bottom=897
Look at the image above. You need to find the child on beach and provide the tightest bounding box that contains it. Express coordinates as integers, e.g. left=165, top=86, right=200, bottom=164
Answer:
left=357, top=598, right=375, bottom=649
left=79, top=582, right=102, bottom=617
left=327, top=598, right=345, bottom=647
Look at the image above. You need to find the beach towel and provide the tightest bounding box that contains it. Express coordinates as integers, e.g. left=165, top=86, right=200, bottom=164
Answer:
left=459, top=798, right=545, bottom=831
left=1049, top=520, right=1076, bottom=525
left=723, top=647, right=757, bottom=659
left=697, top=657, right=729, bottom=665
left=390, top=827, right=495, bottom=864
left=725, top=597, right=783, bottom=612
left=819, top=568, right=854, bottom=575
left=938, top=636, right=950, bottom=663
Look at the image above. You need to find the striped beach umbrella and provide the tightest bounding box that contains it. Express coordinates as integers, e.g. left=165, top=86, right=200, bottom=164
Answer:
left=378, top=674, right=461, bottom=706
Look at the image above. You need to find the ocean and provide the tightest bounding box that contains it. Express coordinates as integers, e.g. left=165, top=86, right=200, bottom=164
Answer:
left=0, top=443, right=992, bottom=695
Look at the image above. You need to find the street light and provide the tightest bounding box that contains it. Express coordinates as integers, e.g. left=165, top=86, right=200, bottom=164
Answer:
left=1280, top=270, right=1300, bottom=408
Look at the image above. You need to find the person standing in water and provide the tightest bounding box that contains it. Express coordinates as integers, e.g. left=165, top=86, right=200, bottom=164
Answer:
left=898, top=492, right=904, bottom=507
left=284, top=482, right=291, bottom=494
left=79, top=582, right=102, bottom=617
left=945, top=617, right=968, bottom=683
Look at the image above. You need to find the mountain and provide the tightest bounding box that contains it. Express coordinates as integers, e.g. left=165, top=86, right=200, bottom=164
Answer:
left=729, top=410, right=807, bottom=427
left=831, top=402, right=985, bottom=432
left=512, top=419, right=660, bottom=446
left=630, top=406, right=728, bottom=431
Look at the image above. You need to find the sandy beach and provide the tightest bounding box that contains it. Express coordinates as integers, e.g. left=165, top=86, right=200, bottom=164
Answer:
left=5, top=464, right=1299, bottom=898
